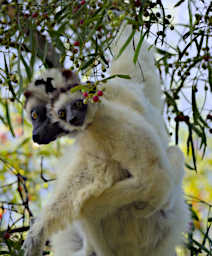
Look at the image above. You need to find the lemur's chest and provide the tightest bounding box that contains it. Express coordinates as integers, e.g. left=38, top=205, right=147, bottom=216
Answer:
left=60, top=153, right=129, bottom=216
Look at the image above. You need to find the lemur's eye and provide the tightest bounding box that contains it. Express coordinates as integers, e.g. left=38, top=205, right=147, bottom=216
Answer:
left=72, top=100, right=83, bottom=110
left=58, top=109, right=66, bottom=120
left=31, top=110, right=38, bottom=120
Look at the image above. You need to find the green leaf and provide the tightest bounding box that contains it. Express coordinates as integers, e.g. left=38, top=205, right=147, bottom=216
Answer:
left=187, top=122, right=197, bottom=171
left=195, top=32, right=204, bottom=56
left=80, top=58, right=95, bottom=70
left=191, top=87, right=209, bottom=127
left=15, top=138, right=30, bottom=151
left=208, top=63, right=212, bottom=91
left=101, top=74, right=131, bottom=83
left=4, top=101, right=15, bottom=137
left=179, top=34, right=199, bottom=60
left=55, top=6, right=68, bottom=21
left=202, top=224, right=211, bottom=247
left=116, top=29, right=136, bottom=59
left=174, top=0, right=186, bottom=7
left=29, top=23, right=37, bottom=71
left=20, top=54, right=32, bottom=81
left=116, top=74, right=131, bottom=79
left=189, top=238, right=211, bottom=254
left=0, top=114, right=6, bottom=126
left=57, top=21, right=69, bottom=34
left=70, top=85, right=88, bottom=93
left=17, top=45, right=24, bottom=98
left=48, top=30, right=65, bottom=54
left=156, top=48, right=176, bottom=57
left=188, top=0, right=193, bottom=29
left=185, top=163, right=196, bottom=171
left=86, top=8, right=106, bottom=42
left=191, top=208, right=199, bottom=221
left=3, top=54, right=16, bottom=100
left=42, top=39, right=49, bottom=66
left=164, top=92, right=178, bottom=112
left=133, top=31, right=147, bottom=64
left=157, top=0, right=166, bottom=45
left=183, top=31, right=191, bottom=40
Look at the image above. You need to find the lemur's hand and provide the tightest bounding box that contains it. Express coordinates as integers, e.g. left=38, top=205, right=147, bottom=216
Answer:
left=22, top=220, right=45, bottom=256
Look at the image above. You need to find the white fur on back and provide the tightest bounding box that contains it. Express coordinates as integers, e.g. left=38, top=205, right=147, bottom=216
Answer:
left=110, top=25, right=162, bottom=110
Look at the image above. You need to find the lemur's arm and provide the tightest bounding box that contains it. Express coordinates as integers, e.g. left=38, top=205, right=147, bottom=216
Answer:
left=22, top=152, right=115, bottom=256
left=22, top=190, right=75, bottom=256
left=83, top=146, right=184, bottom=220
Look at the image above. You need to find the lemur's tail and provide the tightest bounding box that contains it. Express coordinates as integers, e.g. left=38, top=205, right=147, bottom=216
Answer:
left=110, top=25, right=162, bottom=110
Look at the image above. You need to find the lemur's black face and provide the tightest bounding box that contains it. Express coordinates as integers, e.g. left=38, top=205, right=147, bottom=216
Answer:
left=25, top=69, right=84, bottom=144
left=57, top=99, right=88, bottom=127
left=31, top=104, right=68, bottom=144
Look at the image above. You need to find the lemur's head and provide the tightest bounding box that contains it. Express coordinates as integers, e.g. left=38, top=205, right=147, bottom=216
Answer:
left=49, top=85, right=98, bottom=135
left=24, top=69, right=82, bottom=144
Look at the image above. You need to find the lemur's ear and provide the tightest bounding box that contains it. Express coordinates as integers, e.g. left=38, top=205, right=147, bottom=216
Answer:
left=62, top=69, right=73, bottom=80
left=24, top=90, right=32, bottom=98
left=60, top=69, right=81, bottom=92
left=23, top=90, right=33, bottom=108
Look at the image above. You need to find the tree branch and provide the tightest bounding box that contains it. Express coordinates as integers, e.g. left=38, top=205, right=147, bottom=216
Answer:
left=5, top=1, right=62, bottom=68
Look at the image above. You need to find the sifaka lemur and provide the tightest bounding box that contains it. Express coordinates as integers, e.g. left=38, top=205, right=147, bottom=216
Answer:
left=23, top=26, right=189, bottom=256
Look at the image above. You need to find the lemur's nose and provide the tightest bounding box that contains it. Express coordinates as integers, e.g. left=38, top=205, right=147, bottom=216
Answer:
left=69, top=116, right=79, bottom=125
left=32, top=134, right=40, bottom=143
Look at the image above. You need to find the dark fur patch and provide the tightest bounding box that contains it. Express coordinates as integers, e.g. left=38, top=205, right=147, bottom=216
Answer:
left=89, top=253, right=97, bottom=256
left=34, top=77, right=56, bottom=93
left=62, top=69, right=73, bottom=80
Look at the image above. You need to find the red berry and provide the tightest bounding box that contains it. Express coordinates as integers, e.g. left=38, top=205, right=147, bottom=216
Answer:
left=175, top=114, right=184, bottom=122
left=134, top=0, right=141, bottom=7
left=74, top=41, right=80, bottom=47
left=93, top=95, right=99, bottom=102
left=73, top=7, right=79, bottom=13
left=80, top=19, right=84, bottom=25
left=80, top=0, right=86, bottom=5
left=203, top=55, right=210, bottom=61
left=97, top=90, right=103, bottom=96
left=83, top=92, right=88, bottom=98
left=32, top=12, right=38, bottom=18
left=207, top=114, right=212, bottom=120
left=4, top=232, right=10, bottom=240
left=24, top=13, right=30, bottom=18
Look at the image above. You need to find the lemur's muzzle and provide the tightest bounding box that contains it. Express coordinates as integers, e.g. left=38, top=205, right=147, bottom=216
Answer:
left=32, top=119, right=67, bottom=144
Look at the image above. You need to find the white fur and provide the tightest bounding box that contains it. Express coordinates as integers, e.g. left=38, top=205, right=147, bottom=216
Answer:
left=24, top=95, right=189, bottom=256
left=23, top=27, right=189, bottom=256
left=110, top=25, right=162, bottom=110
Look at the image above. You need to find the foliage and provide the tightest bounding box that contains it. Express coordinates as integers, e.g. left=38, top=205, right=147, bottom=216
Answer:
left=0, top=0, right=211, bottom=255
left=182, top=137, right=212, bottom=255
